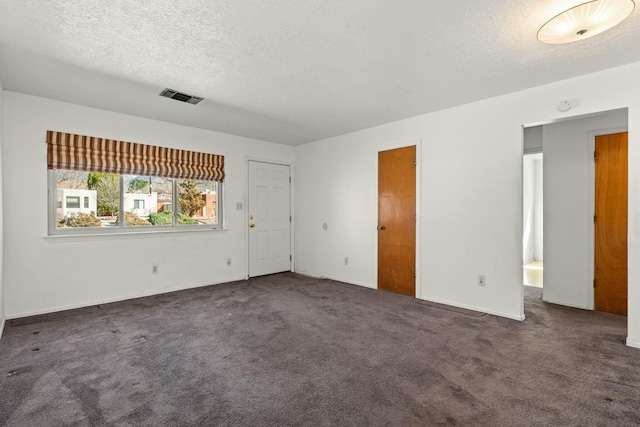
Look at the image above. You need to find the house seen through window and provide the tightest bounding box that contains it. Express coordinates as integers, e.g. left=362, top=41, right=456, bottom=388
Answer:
left=53, top=170, right=220, bottom=231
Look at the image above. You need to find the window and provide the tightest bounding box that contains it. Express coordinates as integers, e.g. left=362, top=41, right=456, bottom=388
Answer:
left=66, top=196, right=80, bottom=209
left=51, top=170, right=222, bottom=231
left=124, top=175, right=171, bottom=228
left=47, top=131, right=224, bottom=235
left=178, top=179, right=219, bottom=225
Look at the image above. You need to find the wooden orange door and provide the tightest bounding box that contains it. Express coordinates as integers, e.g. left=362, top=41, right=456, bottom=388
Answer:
left=594, top=132, right=627, bottom=315
left=378, top=146, right=416, bottom=296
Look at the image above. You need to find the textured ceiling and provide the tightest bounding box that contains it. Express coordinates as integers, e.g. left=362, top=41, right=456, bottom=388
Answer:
left=0, top=0, right=639, bottom=145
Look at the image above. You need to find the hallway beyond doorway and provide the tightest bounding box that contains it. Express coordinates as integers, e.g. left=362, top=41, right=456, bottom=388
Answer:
left=524, top=260, right=543, bottom=288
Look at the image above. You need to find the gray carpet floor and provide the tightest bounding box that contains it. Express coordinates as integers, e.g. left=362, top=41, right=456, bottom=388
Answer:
left=1, top=273, right=639, bottom=426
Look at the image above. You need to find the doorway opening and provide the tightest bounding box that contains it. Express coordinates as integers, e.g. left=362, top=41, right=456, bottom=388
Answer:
left=521, top=109, right=628, bottom=320
left=523, top=152, right=543, bottom=288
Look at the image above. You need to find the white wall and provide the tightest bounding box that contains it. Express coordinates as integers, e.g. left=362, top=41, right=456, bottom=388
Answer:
left=523, top=126, right=543, bottom=153
left=523, top=127, right=544, bottom=265
left=523, top=126, right=543, bottom=264
left=3, top=92, right=294, bottom=318
left=543, top=109, right=627, bottom=309
left=523, top=155, right=535, bottom=264
left=294, top=61, right=640, bottom=348
left=0, top=79, right=5, bottom=338
left=534, top=158, right=543, bottom=261
left=523, top=153, right=543, bottom=264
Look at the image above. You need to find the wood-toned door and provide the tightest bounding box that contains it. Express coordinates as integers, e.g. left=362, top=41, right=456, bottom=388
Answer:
left=378, top=146, right=416, bottom=296
left=594, top=132, right=627, bottom=315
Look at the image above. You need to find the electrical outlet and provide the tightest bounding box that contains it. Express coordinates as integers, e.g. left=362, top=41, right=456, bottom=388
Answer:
left=478, top=275, right=485, bottom=286
left=344, top=257, right=349, bottom=265
left=226, top=258, right=232, bottom=266
left=152, top=265, right=159, bottom=274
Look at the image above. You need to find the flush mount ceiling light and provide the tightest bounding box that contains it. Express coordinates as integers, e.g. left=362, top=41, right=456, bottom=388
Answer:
left=538, top=0, right=635, bottom=44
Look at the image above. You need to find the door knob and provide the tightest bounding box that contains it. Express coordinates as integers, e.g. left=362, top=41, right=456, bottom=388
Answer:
left=250, top=223, right=255, bottom=228
left=377, top=225, right=386, bottom=230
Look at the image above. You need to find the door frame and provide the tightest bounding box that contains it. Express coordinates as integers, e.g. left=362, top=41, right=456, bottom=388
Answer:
left=587, top=126, right=628, bottom=309
left=373, top=138, right=422, bottom=298
left=245, top=157, right=295, bottom=279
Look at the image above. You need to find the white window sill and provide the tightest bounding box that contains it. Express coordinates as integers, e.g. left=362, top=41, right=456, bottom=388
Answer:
left=45, top=227, right=227, bottom=242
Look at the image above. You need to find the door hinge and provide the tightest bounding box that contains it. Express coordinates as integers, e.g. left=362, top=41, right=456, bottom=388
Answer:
left=289, top=176, right=292, bottom=183
left=414, top=158, right=417, bottom=166
left=414, top=270, right=416, bottom=278
left=593, top=279, right=596, bottom=288
left=414, top=214, right=417, bottom=222
left=594, top=151, right=597, bottom=161
left=290, top=215, right=292, bottom=222
left=290, top=255, right=292, bottom=261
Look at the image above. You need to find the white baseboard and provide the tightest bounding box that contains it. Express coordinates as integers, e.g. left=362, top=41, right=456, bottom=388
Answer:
left=292, top=271, right=375, bottom=289
left=7, top=277, right=246, bottom=320
left=323, top=275, right=375, bottom=289
left=292, top=270, right=327, bottom=280
left=294, top=272, right=524, bottom=320
left=542, top=297, right=589, bottom=310
left=626, top=337, right=640, bottom=350
left=0, top=316, right=5, bottom=341
left=420, top=295, right=526, bottom=321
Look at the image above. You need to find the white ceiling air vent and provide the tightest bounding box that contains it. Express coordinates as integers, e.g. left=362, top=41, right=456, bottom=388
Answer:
left=159, top=88, right=204, bottom=105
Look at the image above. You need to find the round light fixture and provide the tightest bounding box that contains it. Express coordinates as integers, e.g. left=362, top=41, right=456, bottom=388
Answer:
left=538, top=0, right=635, bottom=44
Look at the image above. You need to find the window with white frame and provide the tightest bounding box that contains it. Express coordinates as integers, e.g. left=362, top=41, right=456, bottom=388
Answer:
left=47, top=131, right=224, bottom=234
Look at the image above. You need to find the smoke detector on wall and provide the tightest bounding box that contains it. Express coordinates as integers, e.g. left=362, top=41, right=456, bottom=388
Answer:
left=557, top=100, right=572, bottom=112
left=159, top=88, right=204, bottom=105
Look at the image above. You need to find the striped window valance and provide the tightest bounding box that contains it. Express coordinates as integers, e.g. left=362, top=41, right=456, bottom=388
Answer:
left=46, top=131, right=224, bottom=182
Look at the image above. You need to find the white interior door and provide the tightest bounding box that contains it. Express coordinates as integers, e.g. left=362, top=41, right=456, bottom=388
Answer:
left=248, top=161, right=291, bottom=277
